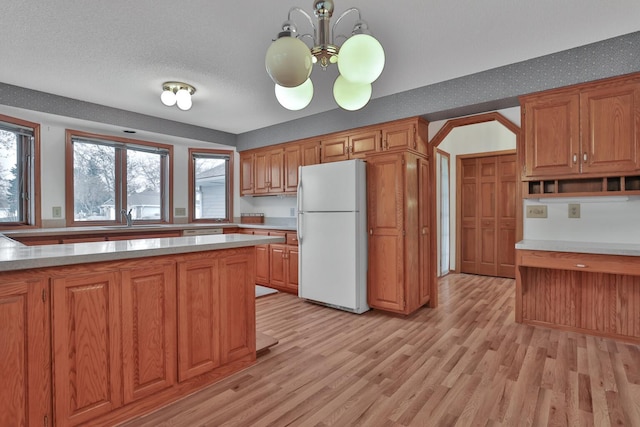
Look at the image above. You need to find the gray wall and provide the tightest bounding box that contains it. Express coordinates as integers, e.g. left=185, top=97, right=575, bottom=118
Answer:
left=1, top=31, right=639, bottom=151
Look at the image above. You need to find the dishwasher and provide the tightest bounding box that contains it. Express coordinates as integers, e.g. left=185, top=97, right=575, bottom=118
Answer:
left=182, top=228, right=223, bottom=236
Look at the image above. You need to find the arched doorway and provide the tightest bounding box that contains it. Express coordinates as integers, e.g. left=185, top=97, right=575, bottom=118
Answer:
left=430, top=112, right=522, bottom=277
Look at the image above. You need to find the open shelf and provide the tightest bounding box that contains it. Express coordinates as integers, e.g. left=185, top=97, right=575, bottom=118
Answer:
left=524, top=175, right=640, bottom=198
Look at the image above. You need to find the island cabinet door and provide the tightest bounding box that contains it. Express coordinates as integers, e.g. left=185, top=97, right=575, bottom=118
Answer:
left=0, top=277, right=50, bottom=427
left=219, top=249, right=256, bottom=364
left=176, top=257, right=221, bottom=382
left=120, top=262, right=177, bottom=404
left=52, top=271, right=123, bottom=427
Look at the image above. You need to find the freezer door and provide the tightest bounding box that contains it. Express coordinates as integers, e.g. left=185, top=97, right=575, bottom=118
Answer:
left=298, top=211, right=364, bottom=310
left=299, top=160, right=361, bottom=212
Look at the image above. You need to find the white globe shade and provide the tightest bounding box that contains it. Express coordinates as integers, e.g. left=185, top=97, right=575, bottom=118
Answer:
left=160, top=89, right=176, bottom=106
left=333, top=75, right=372, bottom=111
left=176, top=88, right=192, bottom=110
left=275, top=79, right=314, bottom=110
left=338, top=34, right=385, bottom=84
left=265, top=36, right=313, bottom=88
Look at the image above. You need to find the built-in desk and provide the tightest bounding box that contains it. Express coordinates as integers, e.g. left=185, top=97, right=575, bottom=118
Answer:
left=515, top=240, right=640, bottom=343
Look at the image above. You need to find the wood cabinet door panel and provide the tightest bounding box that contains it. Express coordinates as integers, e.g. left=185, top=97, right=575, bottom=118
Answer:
left=53, top=272, right=122, bottom=426
left=301, top=141, right=320, bottom=166
left=269, top=244, right=286, bottom=287
left=581, top=83, right=640, bottom=173
left=497, top=155, right=517, bottom=278
left=240, top=153, right=254, bottom=195
left=367, top=155, right=404, bottom=233
left=219, top=250, right=255, bottom=363
left=0, top=279, right=50, bottom=427
left=321, top=136, right=349, bottom=163
left=418, top=158, right=431, bottom=305
left=253, top=152, right=269, bottom=194
left=368, top=234, right=404, bottom=312
left=287, top=246, right=299, bottom=292
left=268, top=149, right=284, bottom=193
left=524, top=93, right=580, bottom=177
left=284, top=145, right=301, bottom=193
left=383, top=123, right=414, bottom=151
left=255, top=245, right=270, bottom=285
left=177, top=258, right=220, bottom=382
left=350, top=130, right=381, bottom=158
left=121, top=262, right=176, bottom=404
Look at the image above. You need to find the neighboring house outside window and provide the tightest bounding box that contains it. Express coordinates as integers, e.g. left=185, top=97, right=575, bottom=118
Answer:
left=0, top=114, right=40, bottom=228
left=189, top=148, right=233, bottom=222
left=65, top=130, right=173, bottom=226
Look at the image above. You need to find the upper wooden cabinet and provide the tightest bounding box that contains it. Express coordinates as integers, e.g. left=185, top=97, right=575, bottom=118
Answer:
left=320, top=129, right=381, bottom=163
left=239, top=116, right=428, bottom=196
left=521, top=73, right=640, bottom=179
left=381, top=118, right=429, bottom=155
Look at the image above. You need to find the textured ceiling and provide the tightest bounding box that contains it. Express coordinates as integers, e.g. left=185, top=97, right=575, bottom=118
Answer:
left=1, top=0, right=639, bottom=134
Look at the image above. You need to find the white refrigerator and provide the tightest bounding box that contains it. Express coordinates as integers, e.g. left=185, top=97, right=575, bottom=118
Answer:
left=297, top=159, right=369, bottom=314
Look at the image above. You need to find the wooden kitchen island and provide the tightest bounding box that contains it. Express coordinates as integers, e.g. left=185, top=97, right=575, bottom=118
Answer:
left=0, top=233, right=283, bottom=427
left=515, top=240, right=640, bottom=344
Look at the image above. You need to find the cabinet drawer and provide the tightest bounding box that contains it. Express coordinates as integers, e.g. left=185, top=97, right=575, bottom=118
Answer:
left=517, top=250, right=640, bottom=276
left=286, top=232, right=298, bottom=246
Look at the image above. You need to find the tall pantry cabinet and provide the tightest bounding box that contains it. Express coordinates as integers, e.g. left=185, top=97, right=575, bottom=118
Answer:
left=366, top=150, right=435, bottom=314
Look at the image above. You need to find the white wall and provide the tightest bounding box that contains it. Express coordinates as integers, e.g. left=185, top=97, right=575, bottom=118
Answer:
left=237, top=195, right=297, bottom=219
left=430, top=109, right=519, bottom=271
left=523, top=197, right=640, bottom=243
left=0, top=105, right=237, bottom=225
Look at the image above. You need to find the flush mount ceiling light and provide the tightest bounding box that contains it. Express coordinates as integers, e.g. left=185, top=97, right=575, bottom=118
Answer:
left=160, top=82, right=196, bottom=111
left=265, top=0, right=385, bottom=111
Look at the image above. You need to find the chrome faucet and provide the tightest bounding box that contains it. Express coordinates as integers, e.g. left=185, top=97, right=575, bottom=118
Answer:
left=120, top=208, right=133, bottom=227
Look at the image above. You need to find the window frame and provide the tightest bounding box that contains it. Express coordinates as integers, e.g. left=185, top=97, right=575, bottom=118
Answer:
left=0, top=114, right=41, bottom=229
left=65, top=129, right=173, bottom=227
left=188, top=148, right=234, bottom=223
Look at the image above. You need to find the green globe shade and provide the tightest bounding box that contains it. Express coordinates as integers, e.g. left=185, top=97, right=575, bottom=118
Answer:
left=266, top=37, right=313, bottom=88
left=337, top=34, right=385, bottom=84
left=333, top=75, right=371, bottom=111
left=275, top=78, right=314, bottom=110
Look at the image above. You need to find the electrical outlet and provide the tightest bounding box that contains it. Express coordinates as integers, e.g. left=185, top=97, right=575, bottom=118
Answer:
left=526, top=205, right=547, bottom=218
left=568, top=203, right=580, bottom=218
left=175, top=207, right=186, bottom=216
left=52, top=206, right=62, bottom=218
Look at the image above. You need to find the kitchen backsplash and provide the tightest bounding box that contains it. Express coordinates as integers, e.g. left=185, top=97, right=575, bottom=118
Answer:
left=237, top=195, right=297, bottom=219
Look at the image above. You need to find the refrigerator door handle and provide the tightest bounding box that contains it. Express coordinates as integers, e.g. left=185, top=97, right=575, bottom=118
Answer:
left=297, top=166, right=303, bottom=243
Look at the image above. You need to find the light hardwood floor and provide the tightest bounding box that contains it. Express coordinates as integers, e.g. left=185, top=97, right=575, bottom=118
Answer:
left=121, top=274, right=640, bottom=426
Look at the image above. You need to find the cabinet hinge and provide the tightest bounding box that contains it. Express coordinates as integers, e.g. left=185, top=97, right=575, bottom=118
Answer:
left=44, top=415, right=48, bottom=427
left=42, top=289, right=46, bottom=303
left=403, top=230, right=406, bottom=236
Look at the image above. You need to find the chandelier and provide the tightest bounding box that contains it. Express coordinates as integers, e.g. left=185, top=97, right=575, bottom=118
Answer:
left=265, top=0, right=385, bottom=111
left=160, top=82, right=196, bottom=111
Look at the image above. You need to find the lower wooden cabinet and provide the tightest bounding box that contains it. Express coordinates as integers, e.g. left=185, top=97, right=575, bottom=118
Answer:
left=240, top=228, right=298, bottom=294
left=269, top=243, right=299, bottom=293
left=121, top=263, right=177, bottom=402
left=0, top=276, right=50, bottom=427
left=366, top=151, right=435, bottom=315
left=52, top=270, right=124, bottom=426
left=0, top=247, right=258, bottom=427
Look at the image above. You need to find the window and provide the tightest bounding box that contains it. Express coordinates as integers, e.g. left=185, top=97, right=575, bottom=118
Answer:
left=189, top=148, right=233, bottom=222
left=66, top=130, right=172, bottom=225
left=0, top=114, right=40, bottom=227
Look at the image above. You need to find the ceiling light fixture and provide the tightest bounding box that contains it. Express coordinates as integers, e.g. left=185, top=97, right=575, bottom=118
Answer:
left=265, top=0, right=385, bottom=111
left=160, top=82, right=196, bottom=111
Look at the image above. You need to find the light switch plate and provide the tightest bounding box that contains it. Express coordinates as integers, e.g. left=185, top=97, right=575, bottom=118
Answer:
left=568, top=203, right=580, bottom=218
left=175, top=207, right=186, bottom=217
left=526, top=205, right=547, bottom=218
left=52, top=206, right=62, bottom=218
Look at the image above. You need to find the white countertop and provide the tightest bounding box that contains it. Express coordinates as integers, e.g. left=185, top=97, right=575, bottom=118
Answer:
left=0, top=233, right=284, bottom=272
left=516, top=240, right=640, bottom=257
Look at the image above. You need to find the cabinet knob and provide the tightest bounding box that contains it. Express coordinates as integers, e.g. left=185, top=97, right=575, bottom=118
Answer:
left=572, top=154, right=577, bottom=164
left=583, top=152, right=588, bottom=162
left=369, top=229, right=373, bottom=235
